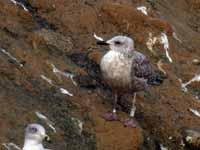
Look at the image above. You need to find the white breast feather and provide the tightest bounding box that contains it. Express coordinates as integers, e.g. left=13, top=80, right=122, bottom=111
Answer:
left=100, top=51, right=132, bottom=87
left=23, top=143, right=44, bottom=150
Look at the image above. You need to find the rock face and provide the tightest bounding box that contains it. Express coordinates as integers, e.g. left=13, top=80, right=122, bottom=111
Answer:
left=29, top=29, right=73, bottom=53
left=0, top=0, right=200, bottom=150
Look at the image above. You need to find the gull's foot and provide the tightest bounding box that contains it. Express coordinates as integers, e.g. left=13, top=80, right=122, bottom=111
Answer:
left=122, top=118, right=140, bottom=128
left=101, top=113, right=119, bottom=121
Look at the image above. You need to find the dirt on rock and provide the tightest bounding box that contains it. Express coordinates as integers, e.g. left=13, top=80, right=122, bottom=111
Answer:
left=0, top=0, right=200, bottom=150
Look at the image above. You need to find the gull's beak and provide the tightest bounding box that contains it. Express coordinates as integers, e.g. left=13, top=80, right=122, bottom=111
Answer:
left=44, top=134, right=51, bottom=142
left=96, top=40, right=109, bottom=46
left=94, top=33, right=109, bottom=46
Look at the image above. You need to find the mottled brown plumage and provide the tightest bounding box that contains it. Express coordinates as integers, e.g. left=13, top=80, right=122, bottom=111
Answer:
left=97, top=35, right=164, bottom=127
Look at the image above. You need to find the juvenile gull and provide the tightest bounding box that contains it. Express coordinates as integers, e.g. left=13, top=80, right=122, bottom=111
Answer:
left=23, top=124, right=50, bottom=150
left=96, top=35, right=164, bottom=127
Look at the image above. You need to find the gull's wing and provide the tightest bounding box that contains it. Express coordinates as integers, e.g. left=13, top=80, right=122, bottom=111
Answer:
left=131, top=51, right=154, bottom=80
left=131, top=50, right=164, bottom=87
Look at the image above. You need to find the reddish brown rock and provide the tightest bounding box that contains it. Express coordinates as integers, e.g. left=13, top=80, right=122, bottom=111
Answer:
left=101, top=2, right=173, bottom=45
left=0, top=0, right=200, bottom=150
left=29, top=29, right=73, bottom=52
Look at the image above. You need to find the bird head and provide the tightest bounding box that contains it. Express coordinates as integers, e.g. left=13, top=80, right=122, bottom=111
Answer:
left=24, top=124, right=50, bottom=144
left=97, top=36, right=134, bottom=54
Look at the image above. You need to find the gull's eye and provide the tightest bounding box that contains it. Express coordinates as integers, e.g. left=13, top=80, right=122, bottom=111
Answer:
left=29, top=127, right=38, bottom=133
left=114, top=41, right=121, bottom=45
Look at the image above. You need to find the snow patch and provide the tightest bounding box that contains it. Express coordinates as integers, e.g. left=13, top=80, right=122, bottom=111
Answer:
left=159, top=33, right=173, bottom=63
left=93, top=33, right=104, bottom=41
left=51, top=64, right=77, bottom=86
left=172, top=32, right=182, bottom=43
left=146, top=33, right=173, bottom=63
left=137, top=6, right=148, bottom=15
left=2, top=143, right=21, bottom=150
left=9, top=0, right=28, bottom=12
left=0, top=48, right=24, bottom=67
left=160, top=144, right=168, bottom=150
left=35, top=111, right=56, bottom=133
left=60, top=88, right=73, bottom=97
left=41, top=75, right=53, bottom=85
left=41, top=74, right=73, bottom=96
left=180, top=74, right=200, bottom=92
left=189, top=108, right=200, bottom=117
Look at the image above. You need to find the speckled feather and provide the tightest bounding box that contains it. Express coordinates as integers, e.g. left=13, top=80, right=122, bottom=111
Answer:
left=131, top=51, right=154, bottom=79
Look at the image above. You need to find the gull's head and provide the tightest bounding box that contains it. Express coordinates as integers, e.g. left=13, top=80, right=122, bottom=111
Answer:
left=97, top=36, right=134, bottom=54
left=25, top=124, right=49, bottom=143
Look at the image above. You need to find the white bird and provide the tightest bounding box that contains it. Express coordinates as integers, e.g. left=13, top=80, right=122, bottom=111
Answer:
left=23, top=124, right=50, bottom=150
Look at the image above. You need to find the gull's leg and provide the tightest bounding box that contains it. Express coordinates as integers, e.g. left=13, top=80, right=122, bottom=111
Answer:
left=112, top=93, right=118, bottom=114
left=123, top=93, right=139, bottom=128
left=130, top=93, right=136, bottom=117
left=101, top=93, right=119, bottom=121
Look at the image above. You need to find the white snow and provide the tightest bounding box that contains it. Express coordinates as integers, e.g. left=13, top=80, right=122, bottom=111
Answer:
left=41, top=75, right=53, bottom=85
left=146, top=32, right=173, bottom=63
left=60, top=88, right=73, bottom=96
left=189, top=108, right=200, bottom=117
left=2, top=143, right=21, bottom=150
left=172, top=32, right=182, bottom=43
left=181, top=74, right=200, bottom=92
left=159, top=33, right=173, bottom=63
left=137, top=6, right=148, bottom=15
left=93, top=33, right=104, bottom=41
left=51, top=64, right=77, bottom=86
left=10, top=0, right=28, bottom=12
left=160, top=144, right=168, bottom=150
left=0, top=48, right=23, bottom=67
left=41, top=75, right=73, bottom=96
left=35, top=111, right=56, bottom=133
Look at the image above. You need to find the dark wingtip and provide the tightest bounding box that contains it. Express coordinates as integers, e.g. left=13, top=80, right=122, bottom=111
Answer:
left=147, top=71, right=167, bottom=86
left=147, top=78, right=163, bottom=86
left=96, top=41, right=109, bottom=45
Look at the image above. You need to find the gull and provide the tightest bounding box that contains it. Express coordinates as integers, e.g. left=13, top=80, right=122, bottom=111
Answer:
left=96, top=35, right=164, bottom=127
left=23, top=124, right=50, bottom=150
